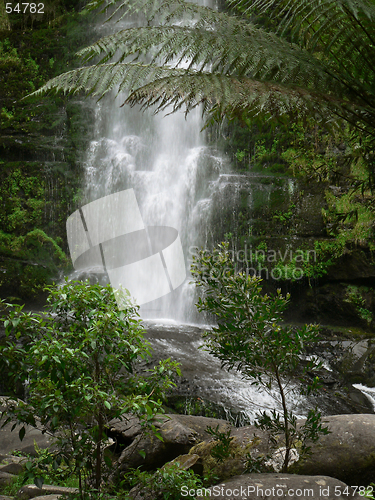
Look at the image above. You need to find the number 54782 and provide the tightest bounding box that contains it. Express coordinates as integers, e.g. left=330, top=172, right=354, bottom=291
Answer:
left=5, top=3, right=45, bottom=14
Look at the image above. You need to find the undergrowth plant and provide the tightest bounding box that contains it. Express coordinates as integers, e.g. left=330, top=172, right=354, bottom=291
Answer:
left=206, top=425, right=234, bottom=463
left=121, top=462, right=204, bottom=499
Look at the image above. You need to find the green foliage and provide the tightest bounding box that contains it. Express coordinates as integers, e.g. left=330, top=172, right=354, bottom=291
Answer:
left=272, top=240, right=341, bottom=285
left=122, top=462, right=204, bottom=499
left=0, top=39, right=41, bottom=97
left=244, top=454, right=271, bottom=473
left=0, top=471, right=26, bottom=497
left=345, top=285, right=373, bottom=325
left=191, top=243, right=329, bottom=472
left=0, top=281, right=180, bottom=497
left=21, top=446, right=80, bottom=490
left=254, top=138, right=281, bottom=167
left=235, top=149, right=247, bottom=163
left=0, top=5, right=91, bottom=300
left=0, top=229, right=69, bottom=299
left=323, top=186, right=375, bottom=250
left=273, top=203, right=296, bottom=223
left=11, top=229, right=69, bottom=265
left=206, top=425, right=234, bottom=463
left=0, top=167, right=48, bottom=233
left=1, top=107, right=14, bottom=121
left=280, top=126, right=341, bottom=182
left=256, top=407, right=328, bottom=461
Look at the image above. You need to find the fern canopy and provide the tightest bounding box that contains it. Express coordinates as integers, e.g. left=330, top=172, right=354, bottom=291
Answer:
left=31, top=0, right=375, bottom=140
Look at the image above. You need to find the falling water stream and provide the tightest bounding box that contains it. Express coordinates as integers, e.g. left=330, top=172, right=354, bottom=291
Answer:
left=73, top=0, right=232, bottom=322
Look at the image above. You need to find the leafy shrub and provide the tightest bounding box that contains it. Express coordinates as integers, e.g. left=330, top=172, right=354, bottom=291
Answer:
left=0, top=280, right=180, bottom=498
left=191, top=243, right=329, bottom=472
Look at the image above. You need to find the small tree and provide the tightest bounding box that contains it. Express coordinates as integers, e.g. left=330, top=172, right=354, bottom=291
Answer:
left=0, top=280, right=180, bottom=497
left=191, top=243, right=328, bottom=472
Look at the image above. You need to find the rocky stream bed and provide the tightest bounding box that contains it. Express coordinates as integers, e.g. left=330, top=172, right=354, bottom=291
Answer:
left=141, top=321, right=375, bottom=422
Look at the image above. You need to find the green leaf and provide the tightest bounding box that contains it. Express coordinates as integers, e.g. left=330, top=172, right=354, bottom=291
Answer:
left=154, top=432, right=164, bottom=442
left=19, top=426, right=26, bottom=441
left=34, top=477, right=44, bottom=489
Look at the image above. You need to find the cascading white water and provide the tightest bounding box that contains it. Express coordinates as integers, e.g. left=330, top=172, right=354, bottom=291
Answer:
left=78, top=0, right=227, bottom=322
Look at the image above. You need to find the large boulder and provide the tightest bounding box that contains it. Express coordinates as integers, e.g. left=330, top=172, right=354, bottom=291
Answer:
left=0, top=455, right=27, bottom=475
left=0, top=399, right=53, bottom=457
left=16, top=485, right=79, bottom=500
left=290, top=414, right=375, bottom=484
left=0, top=421, right=52, bottom=457
left=108, top=414, right=231, bottom=478
left=189, top=423, right=268, bottom=481
left=196, top=474, right=363, bottom=499
left=190, top=414, right=375, bottom=485
left=0, top=471, right=14, bottom=486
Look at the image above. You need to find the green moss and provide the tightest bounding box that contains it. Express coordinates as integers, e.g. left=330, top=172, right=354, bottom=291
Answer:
left=320, top=324, right=375, bottom=340
left=189, top=436, right=263, bottom=481
left=0, top=229, right=69, bottom=299
left=0, top=166, right=46, bottom=233
left=17, top=229, right=69, bottom=266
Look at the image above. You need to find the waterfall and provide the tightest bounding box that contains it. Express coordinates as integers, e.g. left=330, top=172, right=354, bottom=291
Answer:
left=72, top=0, right=227, bottom=322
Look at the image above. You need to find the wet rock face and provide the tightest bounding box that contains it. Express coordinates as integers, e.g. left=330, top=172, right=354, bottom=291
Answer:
left=304, top=335, right=375, bottom=389
left=0, top=13, right=94, bottom=303
left=328, top=339, right=375, bottom=386
left=142, top=323, right=374, bottom=421
left=326, top=250, right=375, bottom=282
left=211, top=170, right=375, bottom=331
left=285, top=282, right=375, bottom=330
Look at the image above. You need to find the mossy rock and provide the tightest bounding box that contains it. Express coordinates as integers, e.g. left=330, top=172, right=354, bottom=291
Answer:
left=108, top=414, right=232, bottom=478
left=190, top=414, right=375, bottom=486
left=189, top=426, right=269, bottom=481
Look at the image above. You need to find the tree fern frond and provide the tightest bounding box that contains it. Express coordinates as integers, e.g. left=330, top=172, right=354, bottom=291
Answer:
left=76, top=24, right=350, bottom=101
left=229, top=0, right=375, bottom=70
left=125, top=70, right=346, bottom=124
left=28, top=62, right=189, bottom=100
left=228, top=0, right=375, bottom=106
